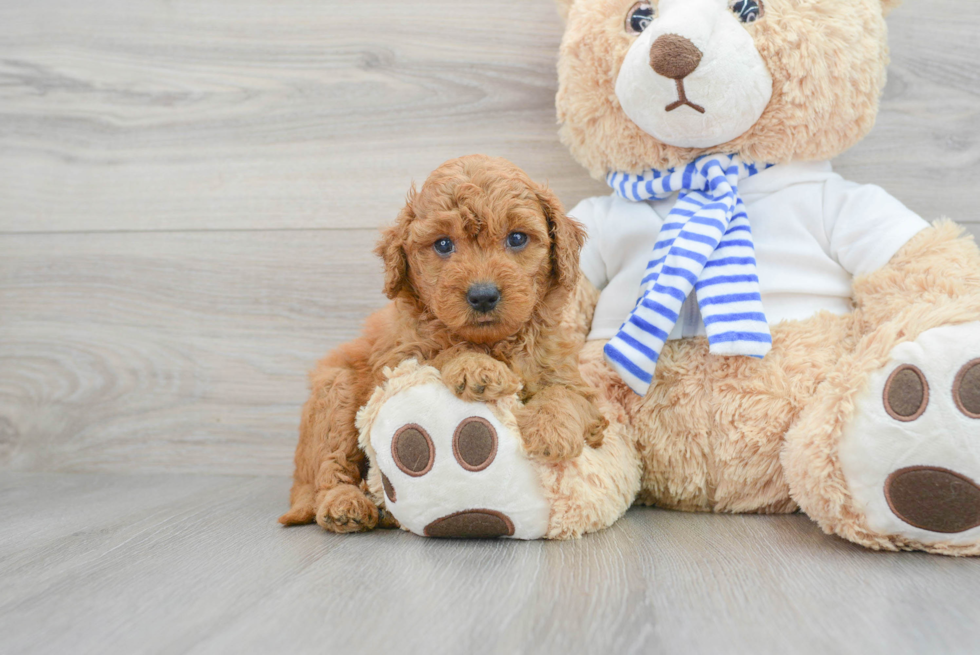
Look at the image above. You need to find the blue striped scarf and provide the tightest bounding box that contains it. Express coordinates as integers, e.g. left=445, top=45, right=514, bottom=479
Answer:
left=603, top=154, right=773, bottom=395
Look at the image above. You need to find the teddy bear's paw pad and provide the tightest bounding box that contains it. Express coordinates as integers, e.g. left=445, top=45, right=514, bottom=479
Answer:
left=367, top=380, right=550, bottom=540
left=884, top=467, right=980, bottom=534
left=839, top=321, right=980, bottom=545
left=453, top=417, right=497, bottom=471
left=391, top=424, right=435, bottom=476
left=423, top=509, right=515, bottom=539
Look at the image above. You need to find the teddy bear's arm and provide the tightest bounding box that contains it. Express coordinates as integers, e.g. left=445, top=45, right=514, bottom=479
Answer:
left=851, top=219, right=980, bottom=328
left=816, top=178, right=980, bottom=325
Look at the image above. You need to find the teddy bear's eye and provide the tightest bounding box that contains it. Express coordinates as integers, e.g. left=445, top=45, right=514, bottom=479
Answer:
left=625, top=2, right=655, bottom=34
left=729, top=0, right=764, bottom=23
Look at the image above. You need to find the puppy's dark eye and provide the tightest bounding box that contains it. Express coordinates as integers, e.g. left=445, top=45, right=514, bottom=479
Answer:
left=625, top=2, right=655, bottom=34
left=729, top=0, right=763, bottom=23
left=433, top=237, right=455, bottom=256
left=506, top=232, right=529, bottom=250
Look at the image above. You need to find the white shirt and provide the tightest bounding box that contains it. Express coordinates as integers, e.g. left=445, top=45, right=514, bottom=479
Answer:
left=571, top=161, right=930, bottom=341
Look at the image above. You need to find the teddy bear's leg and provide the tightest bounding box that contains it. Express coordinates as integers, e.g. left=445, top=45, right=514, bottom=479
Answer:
left=784, top=320, right=980, bottom=554
left=533, top=392, right=642, bottom=539
left=518, top=275, right=642, bottom=538
left=783, top=222, right=980, bottom=554
left=357, top=361, right=552, bottom=539
left=579, top=311, right=857, bottom=516
left=356, top=360, right=642, bottom=539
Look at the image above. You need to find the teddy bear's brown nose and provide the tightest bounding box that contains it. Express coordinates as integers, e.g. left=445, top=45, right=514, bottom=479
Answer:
left=649, top=34, right=703, bottom=80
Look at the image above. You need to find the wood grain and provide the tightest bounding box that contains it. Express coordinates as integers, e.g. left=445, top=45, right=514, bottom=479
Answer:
left=2, top=4, right=980, bottom=653
left=0, top=230, right=386, bottom=475
left=0, top=0, right=978, bottom=235
left=2, top=472, right=980, bottom=655
left=0, top=1, right=979, bottom=474
left=0, top=0, right=608, bottom=233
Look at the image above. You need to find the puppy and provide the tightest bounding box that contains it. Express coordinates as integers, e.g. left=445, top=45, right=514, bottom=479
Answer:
left=280, top=155, right=606, bottom=533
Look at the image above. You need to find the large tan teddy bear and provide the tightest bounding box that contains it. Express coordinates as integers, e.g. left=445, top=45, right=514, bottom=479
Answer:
left=356, top=0, right=980, bottom=555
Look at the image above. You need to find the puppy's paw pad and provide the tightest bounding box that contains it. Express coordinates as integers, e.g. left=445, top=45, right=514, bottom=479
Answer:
left=523, top=439, right=583, bottom=463
left=441, top=356, right=521, bottom=402
left=316, top=485, right=378, bottom=533
left=517, top=408, right=585, bottom=463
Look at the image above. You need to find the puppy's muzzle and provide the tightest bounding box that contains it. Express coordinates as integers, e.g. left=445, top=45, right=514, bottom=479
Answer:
left=466, top=283, right=500, bottom=314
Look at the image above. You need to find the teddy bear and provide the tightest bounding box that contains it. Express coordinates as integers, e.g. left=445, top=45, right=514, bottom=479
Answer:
left=356, top=0, right=980, bottom=555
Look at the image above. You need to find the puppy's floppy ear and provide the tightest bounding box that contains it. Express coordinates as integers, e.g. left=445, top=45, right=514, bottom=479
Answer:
left=535, top=184, right=585, bottom=294
left=375, top=185, right=416, bottom=300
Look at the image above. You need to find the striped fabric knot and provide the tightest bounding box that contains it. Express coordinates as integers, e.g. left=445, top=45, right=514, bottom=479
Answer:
left=603, top=154, right=774, bottom=395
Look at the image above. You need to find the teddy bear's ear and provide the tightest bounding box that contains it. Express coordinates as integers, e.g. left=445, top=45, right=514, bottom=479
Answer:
left=555, top=0, right=574, bottom=22
left=881, top=0, right=901, bottom=15
left=375, top=185, right=416, bottom=300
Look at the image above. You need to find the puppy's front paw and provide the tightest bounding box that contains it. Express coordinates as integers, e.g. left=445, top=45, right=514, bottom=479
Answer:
left=585, top=414, right=608, bottom=449
left=316, top=484, right=379, bottom=533
left=440, top=353, right=522, bottom=402
left=516, top=405, right=585, bottom=463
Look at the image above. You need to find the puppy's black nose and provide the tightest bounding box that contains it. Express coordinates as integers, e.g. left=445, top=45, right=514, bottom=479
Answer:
left=466, top=284, right=500, bottom=313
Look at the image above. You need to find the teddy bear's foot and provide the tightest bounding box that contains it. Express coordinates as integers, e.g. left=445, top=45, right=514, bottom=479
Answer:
left=357, top=360, right=642, bottom=540
left=838, top=321, right=980, bottom=553
left=360, top=373, right=551, bottom=540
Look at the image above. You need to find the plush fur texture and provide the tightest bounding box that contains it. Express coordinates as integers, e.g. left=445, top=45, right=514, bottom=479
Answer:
left=286, top=0, right=980, bottom=555
left=281, top=155, right=605, bottom=532
left=550, top=224, right=980, bottom=550
left=556, top=0, right=894, bottom=177
left=541, top=0, right=980, bottom=554
left=783, top=222, right=980, bottom=554
left=355, top=358, right=639, bottom=540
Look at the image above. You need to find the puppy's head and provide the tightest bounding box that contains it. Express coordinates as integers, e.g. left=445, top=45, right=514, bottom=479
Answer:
left=376, top=155, right=585, bottom=344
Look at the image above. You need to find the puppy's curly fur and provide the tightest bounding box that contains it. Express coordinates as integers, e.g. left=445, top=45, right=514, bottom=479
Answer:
left=280, top=155, right=606, bottom=533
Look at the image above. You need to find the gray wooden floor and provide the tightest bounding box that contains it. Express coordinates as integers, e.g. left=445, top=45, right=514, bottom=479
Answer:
left=4, top=472, right=980, bottom=655
left=2, top=1, right=980, bottom=653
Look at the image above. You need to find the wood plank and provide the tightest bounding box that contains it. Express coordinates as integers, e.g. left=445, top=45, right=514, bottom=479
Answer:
left=0, top=0, right=977, bottom=234
left=0, top=0, right=607, bottom=233
left=5, top=222, right=980, bottom=476
left=0, top=230, right=385, bottom=475
left=836, top=0, right=980, bottom=222
left=2, top=472, right=980, bottom=655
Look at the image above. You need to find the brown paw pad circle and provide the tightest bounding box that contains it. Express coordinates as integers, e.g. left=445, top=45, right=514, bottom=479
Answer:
left=953, top=359, right=980, bottom=418
left=882, top=364, right=928, bottom=421
left=381, top=472, right=396, bottom=503
left=391, top=424, right=434, bottom=477
left=423, top=509, right=515, bottom=539
left=453, top=417, right=497, bottom=472
left=885, top=466, right=980, bottom=533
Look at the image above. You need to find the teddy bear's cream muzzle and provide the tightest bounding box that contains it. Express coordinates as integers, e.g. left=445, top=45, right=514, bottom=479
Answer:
left=615, top=0, right=772, bottom=149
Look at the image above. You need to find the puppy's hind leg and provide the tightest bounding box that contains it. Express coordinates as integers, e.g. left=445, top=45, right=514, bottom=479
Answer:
left=279, top=479, right=317, bottom=525
left=281, top=355, right=380, bottom=533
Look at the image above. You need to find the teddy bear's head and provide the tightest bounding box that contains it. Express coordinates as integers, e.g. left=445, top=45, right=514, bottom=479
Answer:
left=556, top=0, right=901, bottom=178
